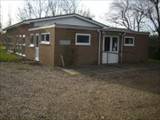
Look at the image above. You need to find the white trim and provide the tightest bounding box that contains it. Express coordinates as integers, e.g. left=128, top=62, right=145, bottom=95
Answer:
left=40, top=41, right=50, bottom=45
left=124, top=36, right=135, bottom=46
left=56, top=24, right=98, bottom=31
left=22, top=35, right=25, bottom=38
left=29, top=44, right=34, bottom=47
left=41, top=32, right=50, bottom=35
left=15, top=52, right=26, bottom=57
left=75, top=33, right=91, bottom=46
left=28, top=25, right=55, bottom=31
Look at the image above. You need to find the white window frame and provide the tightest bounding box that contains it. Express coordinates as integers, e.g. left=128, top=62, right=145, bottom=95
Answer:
left=29, top=34, right=34, bottom=47
left=40, top=32, right=50, bottom=44
left=124, top=36, right=135, bottom=46
left=75, top=33, right=91, bottom=46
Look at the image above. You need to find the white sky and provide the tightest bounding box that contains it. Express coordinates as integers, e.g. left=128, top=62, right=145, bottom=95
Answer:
left=1, top=0, right=114, bottom=28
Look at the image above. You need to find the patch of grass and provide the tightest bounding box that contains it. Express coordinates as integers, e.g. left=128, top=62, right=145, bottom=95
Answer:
left=0, top=45, right=18, bottom=62
left=148, top=59, right=160, bottom=64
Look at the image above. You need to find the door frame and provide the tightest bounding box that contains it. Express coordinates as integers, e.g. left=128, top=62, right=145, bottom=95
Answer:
left=102, top=35, right=120, bottom=64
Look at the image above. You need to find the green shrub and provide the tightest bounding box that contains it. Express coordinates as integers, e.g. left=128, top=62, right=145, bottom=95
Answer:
left=0, top=45, right=18, bottom=62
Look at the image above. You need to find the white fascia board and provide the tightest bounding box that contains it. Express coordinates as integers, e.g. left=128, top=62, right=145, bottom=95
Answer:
left=55, top=24, right=99, bottom=31
left=28, top=24, right=55, bottom=31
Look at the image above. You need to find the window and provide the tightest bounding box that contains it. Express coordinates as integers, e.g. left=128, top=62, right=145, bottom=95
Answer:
left=35, top=34, right=39, bottom=47
left=41, top=33, right=50, bottom=44
left=112, top=37, right=118, bottom=51
left=29, top=34, right=34, bottom=47
left=124, top=37, right=135, bottom=46
left=75, top=33, right=91, bottom=45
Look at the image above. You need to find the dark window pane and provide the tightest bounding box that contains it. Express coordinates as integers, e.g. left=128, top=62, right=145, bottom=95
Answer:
left=104, top=37, right=110, bottom=52
left=30, top=36, right=34, bottom=44
left=35, top=36, right=39, bottom=47
left=46, top=34, right=50, bottom=42
left=41, top=35, right=45, bottom=41
left=125, top=38, right=133, bottom=44
left=77, top=35, right=89, bottom=43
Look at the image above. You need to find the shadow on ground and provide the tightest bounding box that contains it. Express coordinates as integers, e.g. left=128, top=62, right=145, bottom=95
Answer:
left=66, top=63, right=160, bottom=95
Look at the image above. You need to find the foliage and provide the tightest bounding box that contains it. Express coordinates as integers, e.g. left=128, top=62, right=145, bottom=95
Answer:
left=0, top=45, right=18, bottom=62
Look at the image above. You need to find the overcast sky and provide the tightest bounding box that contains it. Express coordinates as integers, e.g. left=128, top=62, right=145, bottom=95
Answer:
left=1, top=0, right=114, bottom=28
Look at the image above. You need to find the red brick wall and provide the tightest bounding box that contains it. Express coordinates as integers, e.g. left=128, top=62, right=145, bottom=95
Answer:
left=55, top=28, right=99, bottom=66
left=122, top=33, right=148, bottom=63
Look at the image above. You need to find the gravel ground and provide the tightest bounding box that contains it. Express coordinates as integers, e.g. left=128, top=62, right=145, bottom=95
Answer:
left=0, top=62, right=160, bottom=120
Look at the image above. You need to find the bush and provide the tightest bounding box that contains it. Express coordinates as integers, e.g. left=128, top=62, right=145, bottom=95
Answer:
left=0, top=45, right=18, bottom=62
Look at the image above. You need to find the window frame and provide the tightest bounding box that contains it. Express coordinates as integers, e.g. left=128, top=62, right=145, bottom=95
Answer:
left=124, top=36, right=135, bottom=47
left=75, top=33, right=91, bottom=46
left=40, top=32, right=50, bottom=44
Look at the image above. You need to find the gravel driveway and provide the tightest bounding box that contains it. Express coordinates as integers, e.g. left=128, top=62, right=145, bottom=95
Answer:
left=0, top=62, right=160, bottom=120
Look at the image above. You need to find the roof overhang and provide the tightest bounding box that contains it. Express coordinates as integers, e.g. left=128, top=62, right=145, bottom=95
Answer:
left=4, top=14, right=109, bottom=30
left=28, top=24, right=55, bottom=31
left=102, top=27, right=150, bottom=35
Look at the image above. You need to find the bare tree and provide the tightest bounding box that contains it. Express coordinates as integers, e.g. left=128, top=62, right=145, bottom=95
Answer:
left=7, top=13, right=12, bottom=26
left=17, top=0, right=33, bottom=20
left=17, top=0, right=94, bottom=21
left=107, top=0, right=145, bottom=32
left=46, top=0, right=62, bottom=16
left=17, top=0, right=48, bottom=20
left=146, top=0, right=160, bottom=37
left=61, top=0, right=79, bottom=14
left=61, top=0, right=94, bottom=18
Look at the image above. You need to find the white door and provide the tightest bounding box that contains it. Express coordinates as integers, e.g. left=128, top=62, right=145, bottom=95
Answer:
left=102, top=36, right=119, bottom=64
left=35, top=35, right=39, bottom=61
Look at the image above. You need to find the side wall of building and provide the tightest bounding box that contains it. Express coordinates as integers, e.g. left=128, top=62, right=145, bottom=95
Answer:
left=54, top=28, right=99, bottom=66
left=27, top=28, right=55, bottom=65
left=5, top=24, right=55, bottom=65
left=122, top=33, right=148, bottom=63
left=100, top=31, right=148, bottom=64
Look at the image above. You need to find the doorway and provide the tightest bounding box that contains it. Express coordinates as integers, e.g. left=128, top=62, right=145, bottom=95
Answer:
left=102, top=36, right=119, bottom=64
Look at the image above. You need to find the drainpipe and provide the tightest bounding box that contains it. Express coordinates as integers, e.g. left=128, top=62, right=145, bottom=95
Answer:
left=120, top=32, right=126, bottom=64
left=97, top=29, right=102, bottom=65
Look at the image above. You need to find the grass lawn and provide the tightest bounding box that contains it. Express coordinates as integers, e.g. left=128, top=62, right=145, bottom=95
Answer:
left=0, top=62, right=160, bottom=120
left=0, top=45, right=18, bottom=62
left=149, top=59, right=160, bottom=64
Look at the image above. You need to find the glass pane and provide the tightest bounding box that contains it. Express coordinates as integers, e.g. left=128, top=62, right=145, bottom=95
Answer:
left=77, top=35, right=89, bottom=43
left=125, top=38, right=133, bottom=44
left=112, top=37, right=118, bottom=51
left=30, top=36, right=34, bottom=44
left=46, top=34, right=50, bottom=42
left=36, top=36, right=39, bottom=47
left=104, top=37, right=110, bottom=52
left=41, top=35, right=45, bottom=41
